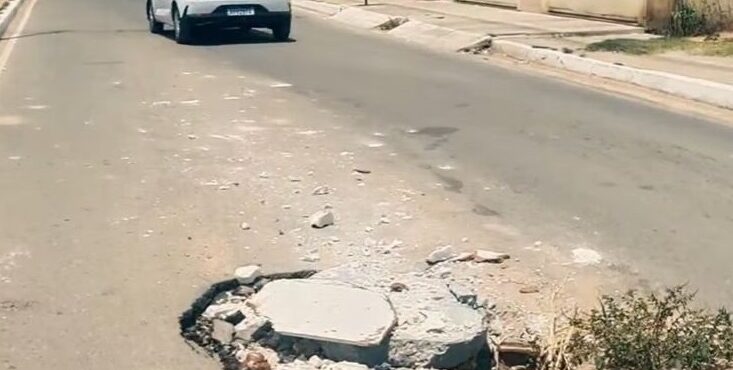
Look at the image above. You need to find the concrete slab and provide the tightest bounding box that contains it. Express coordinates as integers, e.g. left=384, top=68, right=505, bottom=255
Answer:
left=331, top=7, right=398, bottom=29
left=313, top=264, right=489, bottom=368
left=387, top=276, right=487, bottom=368
left=387, top=20, right=490, bottom=51
left=249, top=279, right=396, bottom=347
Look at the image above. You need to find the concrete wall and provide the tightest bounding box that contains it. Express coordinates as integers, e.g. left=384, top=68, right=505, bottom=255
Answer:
left=476, top=0, right=518, bottom=8
left=464, top=0, right=733, bottom=27
left=546, top=0, right=646, bottom=22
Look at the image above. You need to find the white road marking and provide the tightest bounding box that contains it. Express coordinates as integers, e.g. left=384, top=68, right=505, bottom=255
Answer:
left=0, top=0, right=41, bottom=80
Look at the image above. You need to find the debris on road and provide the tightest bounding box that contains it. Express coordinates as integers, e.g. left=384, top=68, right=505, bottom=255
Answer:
left=572, top=248, right=602, bottom=265
left=450, top=252, right=474, bottom=262
left=310, top=210, right=335, bottom=229
left=234, top=315, right=270, bottom=343
left=519, top=285, right=540, bottom=294
left=301, top=250, right=321, bottom=262
left=241, top=222, right=252, bottom=231
left=312, top=186, right=331, bottom=196
left=211, top=319, right=235, bottom=344
left=473, top=250, right=510, bottom=263
left=235, top=265, right=262, bottom=284
left=245, top=351, right=272, bottom=370
left=426, top=245, right=456, bottom=264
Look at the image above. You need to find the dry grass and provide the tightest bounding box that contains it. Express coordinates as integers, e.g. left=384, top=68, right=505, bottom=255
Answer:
left=587, top=37, right=733, bottom=56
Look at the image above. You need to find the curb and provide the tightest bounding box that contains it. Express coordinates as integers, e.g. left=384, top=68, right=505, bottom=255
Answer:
left=0, top=0, right=23, bottom=38
left=295, top=0, right=343, bottom=16
left=492, top=40, right=733, bottom=110
left=294, top=0, right=733, bottom=109
left=387, top=20, right=490, bottom=52
left=331, top=7, right=400, bottom=29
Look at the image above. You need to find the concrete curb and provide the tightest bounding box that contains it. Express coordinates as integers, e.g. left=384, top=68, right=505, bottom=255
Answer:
left=387, top=20, right=490, bottom=52
left=294, top=0, right=343, bottom=16
left=0, top=0, right=24, bottom=38
left=294, top=0, right=733, bottom=109
left=492, top=40, right=733, bottom=110
left=331, top=7, right=400, bottom=29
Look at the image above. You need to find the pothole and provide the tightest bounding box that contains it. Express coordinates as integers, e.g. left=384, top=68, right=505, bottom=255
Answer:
left=179, top=263, right=495, bottom=370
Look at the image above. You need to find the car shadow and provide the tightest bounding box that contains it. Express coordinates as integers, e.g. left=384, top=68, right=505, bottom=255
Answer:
left=164, top=28, right=295, bottom=46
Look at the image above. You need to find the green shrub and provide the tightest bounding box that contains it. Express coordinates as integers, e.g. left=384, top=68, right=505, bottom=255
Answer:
left=566, top=286, right=733, bottom=370
left=667, top=0, right=731, bottom=36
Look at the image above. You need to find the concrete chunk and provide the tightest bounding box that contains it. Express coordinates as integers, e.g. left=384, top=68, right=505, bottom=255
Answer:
left=322, top=362, right=369, bottom=370
left=426, top=245, right=456, bottom=264
left=387, top=276, right=487, bottom=368
left=235, top=265, right=263, bottom=284
left=310, top=210, right=335, bottom=229
left=473, top=250, right=510, bottom=263
left=235, top=315, right=270, bottom=343
left=249, top=279, right=395, bottom=347
left=211, top=319, right=235, bottom=344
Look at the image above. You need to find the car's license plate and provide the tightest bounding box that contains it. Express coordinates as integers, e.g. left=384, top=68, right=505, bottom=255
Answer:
left=227, top=8, right=255, bottom=16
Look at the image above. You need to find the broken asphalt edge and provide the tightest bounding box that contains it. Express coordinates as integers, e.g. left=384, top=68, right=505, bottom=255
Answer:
left=0, top=0, right=24, bottom=38
left=294, top=0, right=733, bottom=110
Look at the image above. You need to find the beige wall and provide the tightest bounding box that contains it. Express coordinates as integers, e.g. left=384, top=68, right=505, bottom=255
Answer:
left=546, top=0, right=646, bottom=22
left=477, top=0, right=518, bottom=8
left=470, top=0, right=733, bottom=28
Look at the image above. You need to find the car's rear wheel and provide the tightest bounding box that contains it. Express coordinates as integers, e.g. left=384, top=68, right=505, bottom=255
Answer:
left=147, top=2, right=164, bottom=34
left=272, top=21, right=291, bottom=42
left=173, top=7, right=194, bottom=44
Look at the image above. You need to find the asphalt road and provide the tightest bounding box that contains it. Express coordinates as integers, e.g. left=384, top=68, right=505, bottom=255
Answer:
left=1, top=0, right=733, bottom=368
left=189, top=9, right=733, bottom=301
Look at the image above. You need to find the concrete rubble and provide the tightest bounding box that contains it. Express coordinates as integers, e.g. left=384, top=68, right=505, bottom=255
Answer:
left=426, top=245, right=456, bottom=265
left=310, top=210, right=335, bottom=228
left=181, top=262, right=492, bottom=370
left=473, top=250, right=510, bottom=264
left=235, top=265, right=263, bottom=284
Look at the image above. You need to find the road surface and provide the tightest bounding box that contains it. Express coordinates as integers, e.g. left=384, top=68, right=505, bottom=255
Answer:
left=1, top=0, right=733, bottom=369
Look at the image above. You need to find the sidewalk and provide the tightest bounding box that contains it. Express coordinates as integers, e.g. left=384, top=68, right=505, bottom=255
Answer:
left=0, top=0, right=20, bottom=37
left=319, top=0, right=643, bottom=36
left=506, top=33, right=733, bottom=85
left=296, top=0, right=733, bottom=109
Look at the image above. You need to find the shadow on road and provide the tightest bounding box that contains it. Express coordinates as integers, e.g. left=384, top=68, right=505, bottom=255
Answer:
left=164, top=28, right=295, bottom=46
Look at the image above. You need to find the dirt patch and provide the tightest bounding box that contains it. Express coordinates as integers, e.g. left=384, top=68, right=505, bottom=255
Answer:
left=587, top=37, right=733, bottom=56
